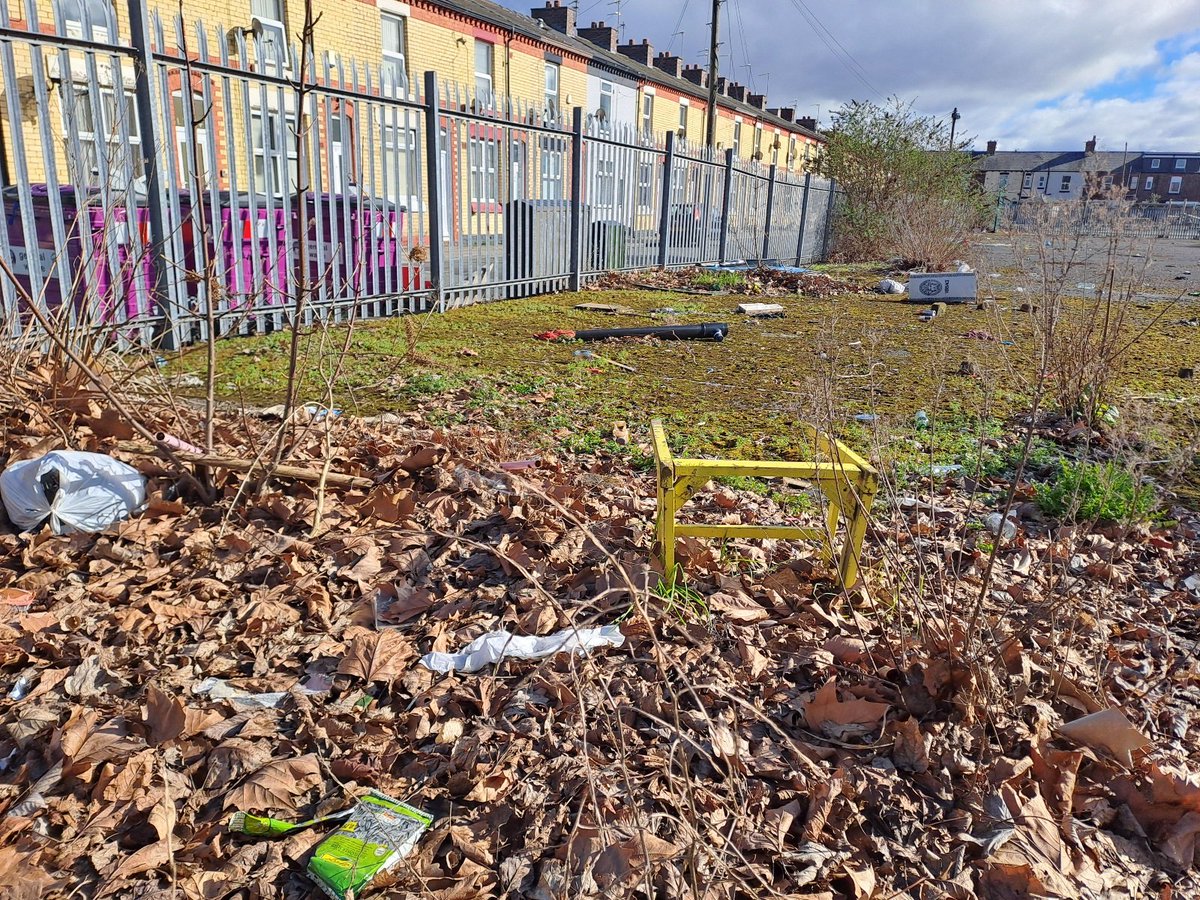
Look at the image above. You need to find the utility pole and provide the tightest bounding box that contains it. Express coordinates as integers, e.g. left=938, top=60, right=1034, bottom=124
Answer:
left=948, top=107, right=961, bottom=148
left=705, top=0, right=721, bottom=148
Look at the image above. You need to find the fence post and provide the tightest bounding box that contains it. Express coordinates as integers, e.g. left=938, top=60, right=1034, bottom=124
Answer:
left=760, top=163, right=777, bottom=263
left=794, top=172, right=812, bottom=265
left=423, top=71, right=446, bottom=312
left=569, top=107, right=584, bottom=290
left=656, top=129, right=675, bottom=269
left=821, top=178, right=836, bottom=261
left=126, top=0, right=179, bottom=349
left=718, top=148, right=734, bottom=266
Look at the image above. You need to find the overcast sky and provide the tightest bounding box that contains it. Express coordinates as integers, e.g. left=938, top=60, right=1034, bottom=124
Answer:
left=495, top=0, right=1200, bottom=152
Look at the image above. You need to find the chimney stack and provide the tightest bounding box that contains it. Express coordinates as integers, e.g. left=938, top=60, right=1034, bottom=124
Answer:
left=530, top=1, right=576, bottom=36
left=715, top=76, right=729, bottom=95
left=681, top=64, right=707, bottom=88
left=986, top=140, right=997, bottom=155
left=1084, top=135, right=1096, bottom=154
left=748, top=92, right=766, bottom=110
left=653, top=51, right=683, bottom=77
left=577, top=21, right=618, bottom=52
left=776, top=107, right=796, bottom=122
left=616, top=37, right=654, bottom=66
left=797, top=116, right=817, bottom=132
left=726, top=82, right=747, bottom=102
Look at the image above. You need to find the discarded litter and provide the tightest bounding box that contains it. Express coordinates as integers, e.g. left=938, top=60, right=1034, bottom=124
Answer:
left=984, top=512, right=1018, bottom=542
left=574, top=302, right=636, bottom=315
left=1076, top=282, right=1097, bottom=292
left=929, top=464, right=962, bottom=477
left=914, top=410, right=929, bottom=430
left=0, top=451, right=146, bottom=535
left=229, top=807, right=354, bottom=839
left=962, top=329, right=997, bottom=342
left=737, top=302, right=785, bottom=317
left=7, top=671, right=35, bottom=701
left=576, top=323, right=728, bottom=342
left=853, top=414, right=877, bottom=423
left=308, top=792, right=433, bottom=900
left=192, top=677, right=288, bottom=709
left=420, top=624, right=625, bottom=674
left=876, top=279, right=907, bottom=294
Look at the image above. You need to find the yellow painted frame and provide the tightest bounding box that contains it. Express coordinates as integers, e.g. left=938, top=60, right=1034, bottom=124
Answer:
left=651, top=418, right=878, bottom=588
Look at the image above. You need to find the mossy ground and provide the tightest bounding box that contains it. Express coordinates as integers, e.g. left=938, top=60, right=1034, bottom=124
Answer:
left=166, top=262, right=1200, bottom=481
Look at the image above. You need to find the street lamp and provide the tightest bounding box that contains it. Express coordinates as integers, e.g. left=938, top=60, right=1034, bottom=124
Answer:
left=949, top=107, right=961, bottom=148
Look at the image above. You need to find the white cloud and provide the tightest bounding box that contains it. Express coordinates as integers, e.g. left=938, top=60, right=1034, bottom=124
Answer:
left=493, top=0, right=1200, bottom=149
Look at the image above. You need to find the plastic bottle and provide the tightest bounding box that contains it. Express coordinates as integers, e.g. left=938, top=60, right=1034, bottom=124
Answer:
left=914, top=410, right=930, bottom=430
left=8, top=672, right=35, bottom=701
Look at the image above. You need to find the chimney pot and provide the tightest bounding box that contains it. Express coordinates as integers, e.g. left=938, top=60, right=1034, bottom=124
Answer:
left=531, top=0, right=576, bottom=35
left=797, top=116, right=817, bottom=131
left=577, top=20, right=619, bottom=51
left=617, top=36, right=654, bottom=66
left=1084, top=135, right=1096, bottom=154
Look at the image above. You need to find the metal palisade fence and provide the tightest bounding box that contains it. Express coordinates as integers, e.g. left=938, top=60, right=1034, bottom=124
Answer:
left=0, top=0, right=839, bottom=349
left=1003, top=199, right=1200, bottom=240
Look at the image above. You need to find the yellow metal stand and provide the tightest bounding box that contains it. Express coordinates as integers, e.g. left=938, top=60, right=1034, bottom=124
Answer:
left=651, top=418, right=878, bottom=588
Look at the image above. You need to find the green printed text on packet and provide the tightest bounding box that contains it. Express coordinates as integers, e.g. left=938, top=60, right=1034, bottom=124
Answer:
left=307, top=791, right=433, bottom=900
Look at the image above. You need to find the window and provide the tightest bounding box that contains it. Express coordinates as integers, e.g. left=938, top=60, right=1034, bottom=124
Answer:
left=640, top=93, right=653, bottom=136
left=1176, top=159, right=1188, bottom=170
left=595, top=155, right=616, bottom=206
left=58, top=0, right=114, bottom=40
left=1022, top=173, right=1032, bottom=189
left=539, top=137, right=565, bottom=200
left=251, top=0, right=288, bottom=73
left=381, top=14, right=407, bottom=91
left=172, top=92, right=209, bottom=190
left=474, top=40, right=493, bottom=104
left=1169, top=176, right=1183, bottom=195
left=1101, top=175, right=1113, bottom=189
left=754, top=125, right=763, bottom=160
left=678, top=103, right=688, bottom=136
left=788, top=136, right=796, bottom=166
left=732, top=122, right=741, bottom=157
left=251, top=108, right=298, bottom=197
left=382, top=122, right=418, bottom=206
left=1150, top=158, right=1160, bottom=169
left=67, top=87, right=144, bottom=186
left=1036, top=174, right=1046, bottom=189
left=1145, top=176, right=1154, bottom=190
left=468, top=133, right=499, bottom=206
left=1059, top=175, right=1071, bottom=192
left=598, top=80, right=614, bottom=124
left=544, top=62, right=559, bottom=119
left=637, top=161, right=652, bottom=211
left=1129, top=176, right=1139, bottom=189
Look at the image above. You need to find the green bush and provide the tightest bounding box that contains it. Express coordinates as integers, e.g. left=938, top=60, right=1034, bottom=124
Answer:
left=1036, top=459, right=1155, bottom=523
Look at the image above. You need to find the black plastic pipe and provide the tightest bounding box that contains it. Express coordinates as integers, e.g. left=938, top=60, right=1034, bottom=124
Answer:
left=573, top=323, right=729, bottom=342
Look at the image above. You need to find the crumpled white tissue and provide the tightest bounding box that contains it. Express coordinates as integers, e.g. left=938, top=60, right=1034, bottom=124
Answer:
left=420, top=624, right=625, bottom=674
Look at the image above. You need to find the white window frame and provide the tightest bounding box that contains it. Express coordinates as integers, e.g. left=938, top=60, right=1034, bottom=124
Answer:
left=172, top=90, right=210, bottom=191
left=1022, top=173, right=1032, bottom=189
left=543, top=61, right=559, bottom=120
left=598, top=80, right=614, bottom=125
left=640, top=92, right=653, bottom=136
left=1176, top=159, right=1187, bottom=170
left=1129, top=175, right=1139, bottom=189
left=1036, top=174, right=1046, bottom=189
left=636, top=160, right=653, bottom=212
left=1059, top=175, right=1071, bottom=192
left=251, top=107, right=299, bottom=198
left=381, top=13, right=407, bottom=92
left=250, top=0, right=288, bottom=75
left=1145, top=176, right=1154, bottom=190
left=65, top=86, right=144, bottom=187
left=594, top=152, right=616, bottom=208
left=58, top=0, right=114, bottom=41
left=677, top=103, right=688, bottom=135
left=1169, top=176, right=1182, bottom=195
left=468, top=134, right=499, bottom=206
left=381, top=119, right=419, bottom=209
left=1101, top=175, right=1113, bottom=189
left=1150, top=158, right=1160, bottom=169
left=732, top=122, right=741, bottom=157
left=539, top=136, right=566, bottom=200
left=474, top=39, right=494, bottom=106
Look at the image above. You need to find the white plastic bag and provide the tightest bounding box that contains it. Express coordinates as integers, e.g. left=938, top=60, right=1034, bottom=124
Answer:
left=0, top=451, right=146, bottom=535
left=420, top=625, right=625, bottom=674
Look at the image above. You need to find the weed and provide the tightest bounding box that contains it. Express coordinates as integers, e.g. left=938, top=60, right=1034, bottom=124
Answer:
left=652, top=566, right=712, bottom=626
left=692, top=270, right=746, bottom=291
left=1036, top=459, right=1155, bottom=523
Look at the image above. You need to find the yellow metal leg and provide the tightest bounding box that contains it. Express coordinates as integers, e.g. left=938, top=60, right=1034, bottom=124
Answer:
left=838, top=475, right=876, bottom=588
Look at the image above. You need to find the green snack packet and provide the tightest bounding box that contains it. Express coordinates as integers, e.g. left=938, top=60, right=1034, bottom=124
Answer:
left=307, top=790, right=433, bottom=900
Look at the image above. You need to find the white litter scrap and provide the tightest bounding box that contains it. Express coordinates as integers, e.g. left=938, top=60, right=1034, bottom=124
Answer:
left=420, top=625, right=625, bottom=674
left=0, top=451, right=146, bottom=535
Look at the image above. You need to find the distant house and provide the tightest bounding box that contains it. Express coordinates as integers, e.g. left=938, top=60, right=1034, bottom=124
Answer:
left=1126, top=153, right=1200, bottom=203
left=973, top=138, right=1133, bottom=200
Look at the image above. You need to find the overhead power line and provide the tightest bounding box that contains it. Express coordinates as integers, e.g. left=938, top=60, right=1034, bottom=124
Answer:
left=786, top=0, right=885, bottom=101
